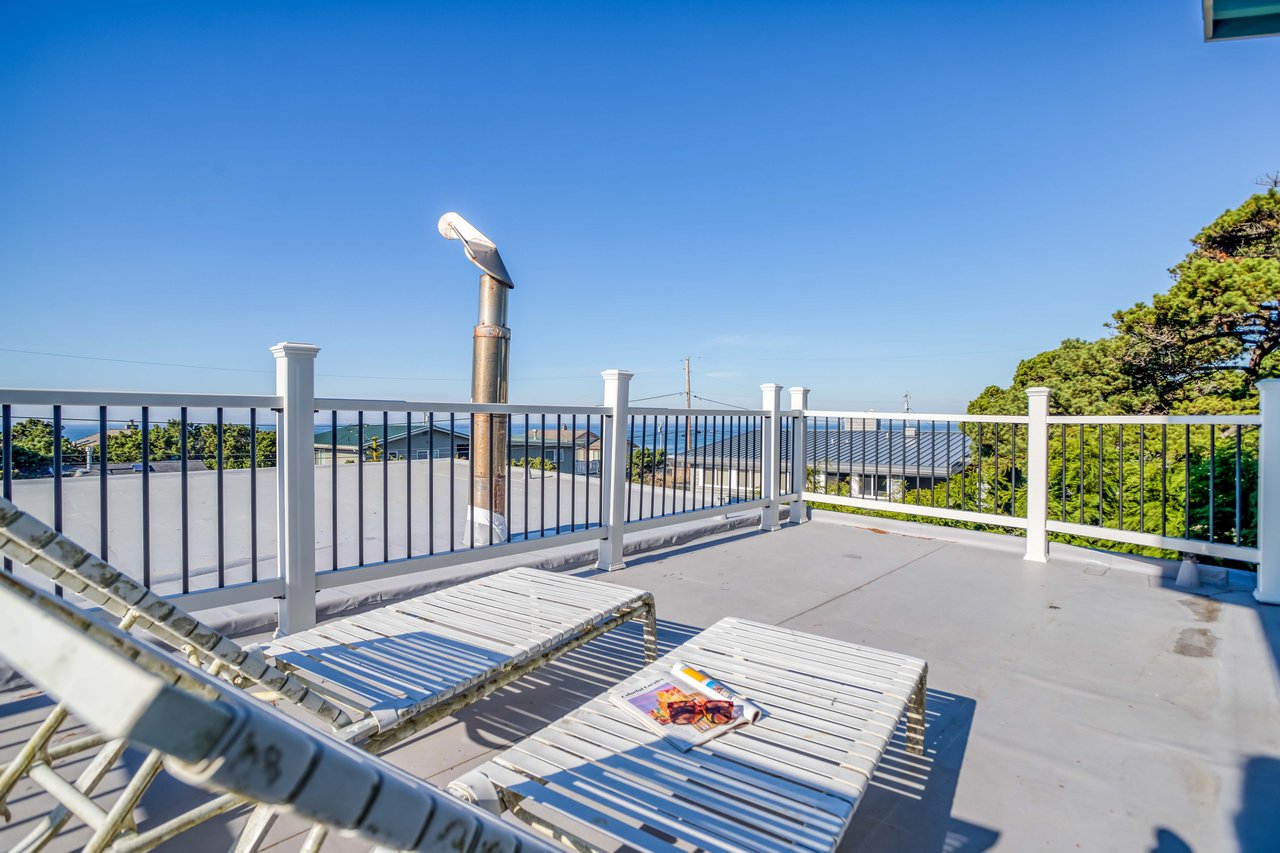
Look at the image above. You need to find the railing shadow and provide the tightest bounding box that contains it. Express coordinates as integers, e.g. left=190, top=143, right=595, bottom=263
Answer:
left=840, top=689, right=997, bottom=852
left=407, top=618, right=702, bottom=753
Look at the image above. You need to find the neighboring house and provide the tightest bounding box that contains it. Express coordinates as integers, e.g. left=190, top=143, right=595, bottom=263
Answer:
left=511, top=428, right=610, bottom=474
left=70, top=427, right=131, bottom=467
left=674, top=424, right=971, bottom=500
left=313, top=421, right=471, bottom=464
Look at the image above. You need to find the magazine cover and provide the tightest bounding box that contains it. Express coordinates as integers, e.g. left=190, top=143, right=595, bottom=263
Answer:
left=609, top=661, right=762, bottom=752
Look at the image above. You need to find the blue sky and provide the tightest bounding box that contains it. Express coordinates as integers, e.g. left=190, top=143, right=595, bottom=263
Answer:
left=1, top=1, right=1276, bottom=412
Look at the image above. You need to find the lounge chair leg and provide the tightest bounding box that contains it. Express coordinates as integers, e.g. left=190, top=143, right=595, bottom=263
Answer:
left=13, top=737, right=131, bottom=853
left=642, top=600, right=658, bottom=663
left=83, top=749, right=165, bottom=853
left=300, top=824, right=328, bottom=852
left=906, top=667, right=927, bottom=756
left=1, top=700, right=72, bottom=822
left=448, top=770, right=504, bottom=816
left=233, top=804, right=280, bottom=853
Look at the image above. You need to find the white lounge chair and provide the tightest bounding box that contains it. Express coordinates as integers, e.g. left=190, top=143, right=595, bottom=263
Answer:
left=450, top=617, right=928, bottom=852
left=0, top=496, right=656, bottom=850
left=0, top=569, right=562, bottom=853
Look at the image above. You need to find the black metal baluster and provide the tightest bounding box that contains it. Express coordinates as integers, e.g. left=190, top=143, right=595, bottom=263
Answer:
left=523, top=414, right=530, bottom=537
left=1, top=404, right=10, bottom=573
left=450, top=414, right=456, bottom=552
left=1161, top=424, right=1168, bottom=538
left=141, top=406, right=151, bottom=587
left=331, top=411, right=338, bottom=569
left=626, top=415, right=636, bottom=520
left=1235, top=425, right=1243, bottom=546
left=1098, top=425, right=1105, bottom=527
left=992, top=422, right=1000, bottom=514
left=52, top=405, right=63, bottom=594
left=406, top=412, right=413, bottom=557
left=250, top=408, right=258, bottom=582
left=383, top=411, right=390, bottom=560
left=539, top=414, right=547, bottom=535
left=99, top=406, right=108, bottom=558
left=1209, top=425, right=1216, bottom=542
left=357, top=411, right=365, bottom=565
left=488, top=411, right=496, bottom=547
left=1078, top=425, right=1085, bottom=525
left=470, top=413, right=477, bottom=549
left=180, top=407, right=189, bottom=593
left=570, top=415, right=578, bottom=532
left=1060, top=423, right=1067, bottom=522
left=216, top=408, right=225, bottom=587
left=1184, top=424, right=1191, bottom=540
left=1117, top=424, right=1124, bottom=529
left=555, top=414, right=563, bottom=534
left=1138, top=424, right=1145, bottom=533
left=428, top=413, right=435, bottom=555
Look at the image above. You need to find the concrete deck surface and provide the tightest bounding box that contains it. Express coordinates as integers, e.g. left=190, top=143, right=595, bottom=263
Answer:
left=2, top=513, right=1279, bottom=852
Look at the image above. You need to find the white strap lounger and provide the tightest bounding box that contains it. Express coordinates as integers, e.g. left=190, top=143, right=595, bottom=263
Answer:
left=0, top=570, right=562, bottom=853
left=0, top=496, right=655, bottom=850
left=450, top=617, right=927, bottom=853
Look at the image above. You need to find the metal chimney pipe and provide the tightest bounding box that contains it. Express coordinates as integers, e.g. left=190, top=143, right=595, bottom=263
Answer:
left=438, top=213, right=514, bottom=546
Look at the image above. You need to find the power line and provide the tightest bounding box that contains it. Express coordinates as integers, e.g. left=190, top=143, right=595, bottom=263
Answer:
left=0, top=347, right=274, bottom=375
left=693, top=394, right=749, bottom=410
left=631, top=392, right=685, bottom=403
left=693, top=347, right=1033, bottom=363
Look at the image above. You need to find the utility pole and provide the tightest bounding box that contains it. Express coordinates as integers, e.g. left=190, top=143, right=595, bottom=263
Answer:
left=684, top=357, right=692, bottom=410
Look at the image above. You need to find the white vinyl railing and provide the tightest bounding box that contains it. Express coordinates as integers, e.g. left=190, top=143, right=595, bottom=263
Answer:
left=4, top=352, right=1278, bottom=628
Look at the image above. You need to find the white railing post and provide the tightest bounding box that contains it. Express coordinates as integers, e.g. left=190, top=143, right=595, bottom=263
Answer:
left=597, top=369, right=633, bottom=571
left=788, top=387, right=810, bottom=523
left=760, top=384, right=782, bottom=531
left=272, top=342, right=320, bottom=634
left=1024, top=387, right=1051, bottom=563
left=1256, top=380, right=1280, bottom=604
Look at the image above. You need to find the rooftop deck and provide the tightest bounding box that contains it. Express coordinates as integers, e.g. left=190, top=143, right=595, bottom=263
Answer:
left=3, top=512, right=1279, bottom=851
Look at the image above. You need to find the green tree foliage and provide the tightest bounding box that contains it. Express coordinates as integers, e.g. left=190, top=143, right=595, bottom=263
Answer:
left=104, top=420, right=276, bottom=469
left=512, top=456, right=557, bottom=471
left=627, top=448, right=666, bottom=481
left=1111, top=189, right=1280, bottom=411
left=0, top=418, right=75, bottom=478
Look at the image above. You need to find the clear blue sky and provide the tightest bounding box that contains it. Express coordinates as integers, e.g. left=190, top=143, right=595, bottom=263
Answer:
left=1, top=1, right=1276, bottom=412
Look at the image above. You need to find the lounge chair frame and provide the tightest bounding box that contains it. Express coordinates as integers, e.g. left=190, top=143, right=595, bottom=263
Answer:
left=0, top=496, right=656, bottom=850
left=450, top=617, right=928, bottom=853
left=0, top=569, right=561, bottom=853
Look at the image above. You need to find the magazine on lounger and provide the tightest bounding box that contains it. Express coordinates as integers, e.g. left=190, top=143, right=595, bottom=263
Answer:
left=609, top=662, right=762, bottom=752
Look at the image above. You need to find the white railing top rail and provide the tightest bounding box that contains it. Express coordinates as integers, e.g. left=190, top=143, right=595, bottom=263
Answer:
left=0, top=389, right=282, bottom=409
left=313, top=398, right=605, bottom=417
left=628, top=406, right=770, bottom=418
left=804, top=409, right=1029, bottom=424
left=1047, top=414, right=1261, bottom=425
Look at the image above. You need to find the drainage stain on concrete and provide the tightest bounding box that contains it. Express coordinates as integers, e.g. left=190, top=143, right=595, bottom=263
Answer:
left=1178, top=597, right=1222, bottom=623
left=1173, top=627, right=1218, bottom=658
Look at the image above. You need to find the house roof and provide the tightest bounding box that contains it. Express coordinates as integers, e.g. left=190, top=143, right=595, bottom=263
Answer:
left=313, top=421, right=469, bottom=449
left=677, top=427, right=971, bottom=474
left=522, top=428, right=602, bottom=449
left=1203, top=1, right=1280, bottom=41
